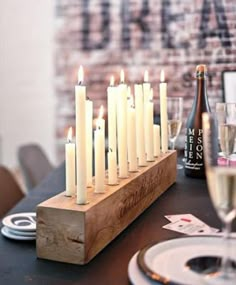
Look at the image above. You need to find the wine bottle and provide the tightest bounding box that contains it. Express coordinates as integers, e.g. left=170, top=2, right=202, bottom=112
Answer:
left=184, top=64, right=211, bottom=178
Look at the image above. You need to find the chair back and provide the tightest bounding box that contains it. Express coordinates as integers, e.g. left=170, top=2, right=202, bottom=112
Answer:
left=18, top=144, right=54, bottom=191
left=0, top=166, right=24, bottom=219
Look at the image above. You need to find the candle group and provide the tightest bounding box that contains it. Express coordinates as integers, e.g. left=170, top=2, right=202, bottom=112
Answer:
left=65, top=67, right=167, bottom=204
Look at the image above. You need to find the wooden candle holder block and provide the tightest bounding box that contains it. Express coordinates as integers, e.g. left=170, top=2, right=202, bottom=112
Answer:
left=36, top=151, right=177, bottom=265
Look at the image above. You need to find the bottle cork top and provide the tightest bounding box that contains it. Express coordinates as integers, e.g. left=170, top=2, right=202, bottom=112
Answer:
left=196, top=64, right=207, bottom=78
left=196, top=64, right=207, bottom=73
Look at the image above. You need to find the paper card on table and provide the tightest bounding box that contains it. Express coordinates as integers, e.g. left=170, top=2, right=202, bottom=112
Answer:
left=164, top=214, right=219, bottom=234
left=165, top=214, right=206, bottom=224
left=162, top=219, right=218, bottom=235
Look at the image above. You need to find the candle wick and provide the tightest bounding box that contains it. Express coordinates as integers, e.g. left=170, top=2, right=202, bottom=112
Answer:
left=86, top=95, right=90, bottom=100
left=79, top=81, right=82, bottom=85
left=109, top=148, right=113, bottom=152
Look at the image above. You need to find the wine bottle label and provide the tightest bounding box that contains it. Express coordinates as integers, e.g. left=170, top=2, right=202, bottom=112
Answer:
left=184, top=128, right=204, bottom=170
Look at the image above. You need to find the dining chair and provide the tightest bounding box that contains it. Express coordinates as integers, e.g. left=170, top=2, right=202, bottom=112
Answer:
left=17, top=144, right=54, bottom=191
left=0, top=166, right=25, bottom=219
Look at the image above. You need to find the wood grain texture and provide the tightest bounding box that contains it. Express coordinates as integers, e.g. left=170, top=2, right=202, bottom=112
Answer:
left=36, top=151, right=177, bottom=264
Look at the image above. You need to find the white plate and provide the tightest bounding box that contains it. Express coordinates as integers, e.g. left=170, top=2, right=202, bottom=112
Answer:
left=138, top=236, right=236, bottom=285
left=128, top=251, right=160, bottom=285
left=2, top=212, right=36, bottom=232
left=5, top=227, right=36, bottom=237
left=1, top=226, right=36, bottom=241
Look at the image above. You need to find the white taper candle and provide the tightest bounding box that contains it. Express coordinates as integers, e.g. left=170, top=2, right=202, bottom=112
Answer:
left=107, top=76, right=117, bottom=165
left=134, top=84, right=146, bottom=166
left=94, top=107, right=105, bottom=193
left=146, top=100, right=154, bottom=161
left=160, top=70, right=168, bottom=153
left=153, top=124, right=161, bottom=157
left=108, top=148, right=118, bottom=185
left=65, top=127, right=75, bottom=196
left=143, top=70, right=151, bottom=155
left=127, top=95, right=138, bottom=171
left=86, top=99, right=93, bottom=187
left=117, top=70, right=128, bottom=177
left=75, top=66, right=87, bottom=204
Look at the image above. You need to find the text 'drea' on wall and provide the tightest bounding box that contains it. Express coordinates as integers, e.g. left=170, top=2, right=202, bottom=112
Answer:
left=55, top=0, right=236, bottom=160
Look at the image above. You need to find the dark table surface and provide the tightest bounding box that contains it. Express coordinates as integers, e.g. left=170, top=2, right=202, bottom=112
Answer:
left=0, top=162, right=230, bottom=285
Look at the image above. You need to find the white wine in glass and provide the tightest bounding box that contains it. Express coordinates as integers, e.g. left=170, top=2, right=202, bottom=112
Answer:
left=219, top=124, right=236, bottom=161
left=216, top=103, right=236, bottom=162
left=168, top=119, right=182, bottom=144
left=202, top=112, right=236, bottom=285
left=207, top=167, right=236, bottom=223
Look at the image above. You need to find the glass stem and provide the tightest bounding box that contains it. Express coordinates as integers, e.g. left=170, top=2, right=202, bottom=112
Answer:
left=221, top=220, right=232, bottom=275
left=170, top=139, right=175, bottom=150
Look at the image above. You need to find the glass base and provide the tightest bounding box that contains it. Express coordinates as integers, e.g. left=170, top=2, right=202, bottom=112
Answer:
left=186, top=255, right=236, bottom=285
left=204, top=271, right=236, bottom=285
left=177, top=163, right=183, bottom=170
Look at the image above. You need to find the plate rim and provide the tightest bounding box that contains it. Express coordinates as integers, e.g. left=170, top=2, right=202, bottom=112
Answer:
left=137, top=239, right=181, bottom=285
left=128, top=251, right=155, bottom=285
left=2, top=212, right=36, bottom=232
left=137, top=236, right=224, bottom=285
left=1, top=226, right=36, bottom=241
left=4, top=226, right=36, bottom=237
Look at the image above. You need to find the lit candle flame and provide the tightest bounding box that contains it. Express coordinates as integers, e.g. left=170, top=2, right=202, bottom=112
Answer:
left=67, top=127, right=73, bottom=143
left=78, top=65, right=84, bottom=84
left=120, top=69, right=125, bottom=83
left=110, top=75, right=115, bottom=86
left=160, top=70, right=165, bottom=82
left=144, top=70, right=149, bottom=82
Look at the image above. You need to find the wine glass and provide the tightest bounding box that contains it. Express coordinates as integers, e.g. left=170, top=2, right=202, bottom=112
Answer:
left=202, top=110, right=236, bottom=284
left=167, top=97, right=183, bottom=169
left=216, top=103, right=236, bottom=165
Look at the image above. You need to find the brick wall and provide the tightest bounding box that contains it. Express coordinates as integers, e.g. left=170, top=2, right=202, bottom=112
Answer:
left=55, top=0, right=236, bottom=160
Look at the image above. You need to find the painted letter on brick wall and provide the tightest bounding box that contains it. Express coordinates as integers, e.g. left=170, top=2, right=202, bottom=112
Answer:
left=161, top=0, right=190, bottom=49
left=82, top=0, right=110, bottom=50
left=198, top=0, right=232, bottom=48
left=121, top=0, right=151, bottom=49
